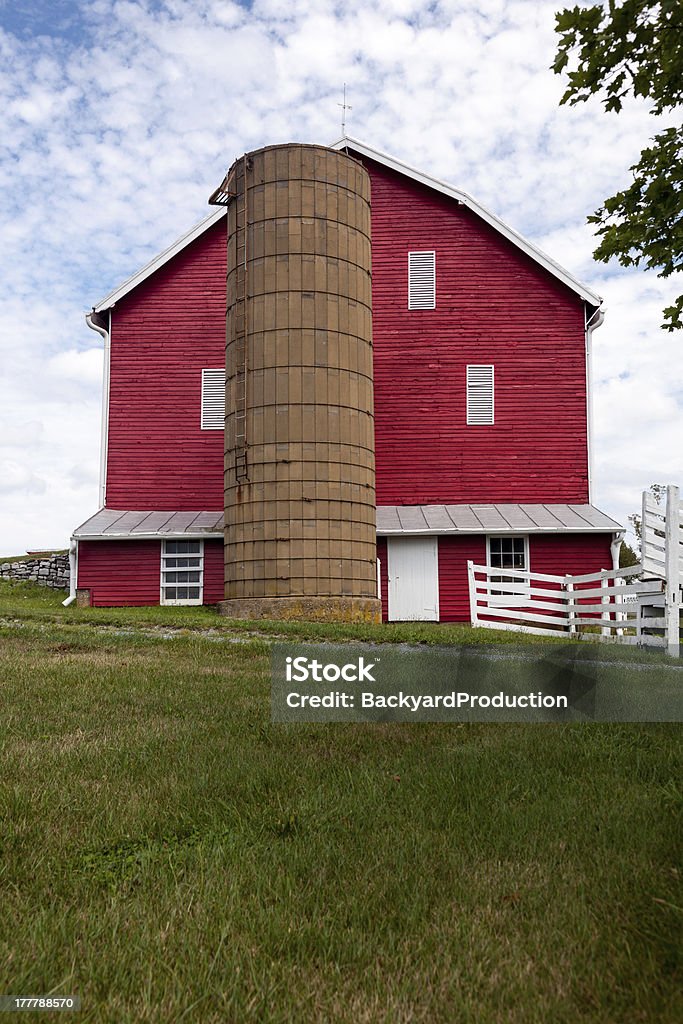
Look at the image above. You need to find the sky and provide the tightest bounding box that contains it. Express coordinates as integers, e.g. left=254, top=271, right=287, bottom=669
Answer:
left=0, top=0, right=681, bottom=556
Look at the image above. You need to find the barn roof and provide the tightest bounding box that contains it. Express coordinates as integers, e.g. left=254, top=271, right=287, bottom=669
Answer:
left=376, top=504, right=622, bottom=535
left=74, top=509, right=224, bottom=540
left=73, top=503, right=621, bottom=540
left=92, top=136, right=602, bottom=313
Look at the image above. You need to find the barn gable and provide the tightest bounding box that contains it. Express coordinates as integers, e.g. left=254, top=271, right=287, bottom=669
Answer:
left=92, top=136, right=601, bottom=315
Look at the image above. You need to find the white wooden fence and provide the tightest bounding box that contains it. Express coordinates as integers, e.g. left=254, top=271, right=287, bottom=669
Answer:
left=468, top=485, right=682, bottom=656
left=641, top=484, right=682, bottom=655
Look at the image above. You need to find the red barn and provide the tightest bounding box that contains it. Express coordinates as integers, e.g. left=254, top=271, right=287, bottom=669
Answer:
left=70, top=137, right=622, bottom=620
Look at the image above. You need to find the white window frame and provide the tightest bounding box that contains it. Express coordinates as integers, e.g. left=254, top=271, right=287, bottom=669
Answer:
left=466, top=364, right=495, bottom=425
left=160, top=540, right=204, bottom=605
left=201, top=368, right=225, bottom=430
left=408, top=250, right=436, bottom=310
left=486, top=535, right=530, bottom=607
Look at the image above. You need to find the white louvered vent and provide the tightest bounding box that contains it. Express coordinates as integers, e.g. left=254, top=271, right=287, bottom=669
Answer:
left=201, top=368, right=225, bottom=430
left=408, top=251, right=436, bottom=309
left=466, top=365, right=494, bottom=425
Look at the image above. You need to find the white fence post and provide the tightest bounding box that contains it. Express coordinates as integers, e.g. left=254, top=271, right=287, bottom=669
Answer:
left=664, top=484, right=681, bottom=657
left=565, top=576, right=576, bottom=634
left=601, top=586, right=610, bottom=637
left=615, top=576, right=624, bottom=637
left=467, top=560, right=479, bottom=626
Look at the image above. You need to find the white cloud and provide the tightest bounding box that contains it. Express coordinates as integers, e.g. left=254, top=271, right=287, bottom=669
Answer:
left=0, top=460, right=46, bottom=496
left=0, top=0, right=680, bottom=555
left=47, top=349, right=104, bottom=388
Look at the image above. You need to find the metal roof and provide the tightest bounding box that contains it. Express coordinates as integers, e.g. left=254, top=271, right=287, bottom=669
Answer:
left=376, top=504, right=622, bottom=535
left=74, top=504, right=622, bottom=541
left=91, top=136, right=601, bottom=314
left=73, top=509, right=224, bottom=540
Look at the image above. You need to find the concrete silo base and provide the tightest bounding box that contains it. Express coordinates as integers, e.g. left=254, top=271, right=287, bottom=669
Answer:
left=217, top=596, right=381, bottom=624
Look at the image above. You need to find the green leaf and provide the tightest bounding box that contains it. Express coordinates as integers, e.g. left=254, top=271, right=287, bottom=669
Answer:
left=553, top=3, right=683, bottom=330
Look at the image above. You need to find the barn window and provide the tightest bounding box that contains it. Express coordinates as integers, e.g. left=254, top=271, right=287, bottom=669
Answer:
left=408, top=251, right=436, bottom=309
left=487, top=535, right=529, bottom=606
left=201, top=368, right=225, bottom=430
left=466, top=365, right=494, bottom=424
left=161, top=540, right=203, bottom=605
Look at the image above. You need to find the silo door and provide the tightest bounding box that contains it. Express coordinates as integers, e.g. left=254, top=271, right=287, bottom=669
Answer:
left=387, top=538, right=439, bottom=621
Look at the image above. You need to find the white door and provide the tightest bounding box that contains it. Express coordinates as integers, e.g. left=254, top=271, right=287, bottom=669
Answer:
left=387, top=537, right=439, bottom=621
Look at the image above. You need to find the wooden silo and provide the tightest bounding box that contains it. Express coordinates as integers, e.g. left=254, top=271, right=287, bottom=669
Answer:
left=210, top=144, right=380, bottom=622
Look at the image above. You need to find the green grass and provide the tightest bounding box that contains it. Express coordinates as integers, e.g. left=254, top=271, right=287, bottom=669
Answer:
left=0, top=551, right=67, bottom=562
left=0, top=583, right=681, bottom=1022
left=0, top=578, right=564, bottom=646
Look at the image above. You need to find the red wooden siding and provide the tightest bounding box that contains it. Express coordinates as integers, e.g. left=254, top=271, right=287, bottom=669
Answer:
left=530, top=533, right=612, bottom=580
left=78, top=539, right=224, bottom=607
left=78, top=540, right=160, bottom=606
left=358, top=155, right=590, bottom=506
left=105, top=221, right=226, bottom=510
left=438, top=536, right=487, bottom=622
left=202, top=540, right=225, bottom=604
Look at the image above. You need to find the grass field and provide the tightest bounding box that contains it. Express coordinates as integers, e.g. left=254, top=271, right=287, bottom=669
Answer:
left=0, top=581, right=681, bottom=1022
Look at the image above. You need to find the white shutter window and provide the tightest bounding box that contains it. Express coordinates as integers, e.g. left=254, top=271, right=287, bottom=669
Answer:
left=467, top=365, right=494, bottom=425
left=408, top=251, right=436, bottom=309
left=201, top=368, right=225, bottom=430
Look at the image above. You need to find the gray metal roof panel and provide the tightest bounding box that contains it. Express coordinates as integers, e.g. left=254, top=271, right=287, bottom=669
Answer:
left=442, top=505, right=482, bottom=531
left=543, top=505, right=596, bottom=529
left=128, top=511, right=175, bottom=533
left=157, top=512, right=201, bottom=534
left=193, top=511, right=224, bottom=531
left=567, top=504, right=621, bottom=529
left=520, top=505, right=563, bottom=529
left=376, top=504, right=623, bottom=534
left=73, top=508, right=128, bottom=537
left=103, top=511, right=154, bottom=534
left=396, top=507, right=429, bottom=531
left=422, top=505, right=457, bottom=530
left=494, top=504, right=537, bottom=531
left=376, top=507, right=402, bottom=532
left=73, top=509, right=224, bottom=539
left=469, top=505, right=509, bottom=531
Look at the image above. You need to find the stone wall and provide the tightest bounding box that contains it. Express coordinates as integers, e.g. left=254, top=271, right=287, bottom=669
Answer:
left=0, top=553, right=70, bottom=589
